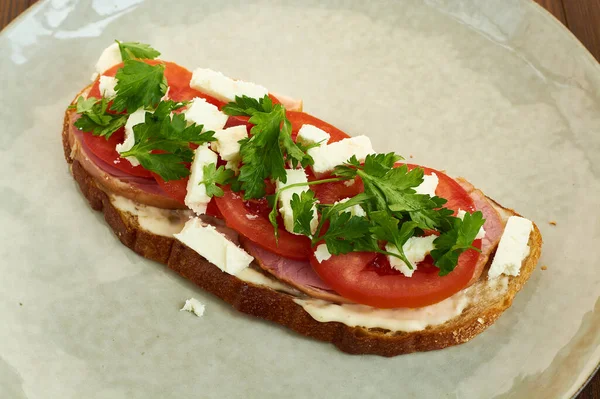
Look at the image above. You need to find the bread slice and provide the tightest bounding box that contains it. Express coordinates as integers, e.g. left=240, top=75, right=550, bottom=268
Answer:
left=62, top=99, right=542, bottom=357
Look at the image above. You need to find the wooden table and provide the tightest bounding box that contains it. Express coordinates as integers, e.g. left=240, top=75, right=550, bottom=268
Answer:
left=2, top=0, right=599, bottom=397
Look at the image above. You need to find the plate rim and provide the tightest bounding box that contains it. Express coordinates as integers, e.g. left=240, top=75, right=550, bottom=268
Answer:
left=1, top=0, right=599, bottom=397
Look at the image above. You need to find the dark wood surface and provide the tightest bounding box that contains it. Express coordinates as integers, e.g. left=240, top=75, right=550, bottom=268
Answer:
left=1, top=0, right=599, bottom=397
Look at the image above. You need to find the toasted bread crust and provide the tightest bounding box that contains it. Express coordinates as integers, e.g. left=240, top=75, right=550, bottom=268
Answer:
left=63, top=101, right=542, bottom=357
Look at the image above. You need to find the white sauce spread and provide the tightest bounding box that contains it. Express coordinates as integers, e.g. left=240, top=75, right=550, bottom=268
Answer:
left=294, top=295, right=470, bottom=332
left=110, top=195, right=192, bottom=237
left=237, top=265, right=510, bottom=332
left=109, top=197, right=512, bottom=333
left=237, top=268, right=301, bottom=295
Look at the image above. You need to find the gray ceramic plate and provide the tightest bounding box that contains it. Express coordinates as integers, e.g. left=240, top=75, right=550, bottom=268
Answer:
left=1, top=0, right=599, bottom=397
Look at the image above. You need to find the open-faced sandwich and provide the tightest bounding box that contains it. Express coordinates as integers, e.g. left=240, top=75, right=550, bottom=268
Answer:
left=62, top=41, right=542, bottom=356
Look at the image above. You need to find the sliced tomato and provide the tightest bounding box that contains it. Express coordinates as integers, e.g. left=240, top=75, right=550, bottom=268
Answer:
left=310, top=165, right=480, bottom=308
left=287, top=111, right=350, bottom=143
left=224, top=115, right=252, bottom=132
left=89, top=60, right=224, bottom=106
left=214, top=188, right=312, bottom=260
left=405, top=164, right=476, bottom=214
left=310, top=176, right=364, bottom=204
left=205, top=199, right=223, bottom=218
left=153, top=174, right=188, bottom=205
left=153, top=174, right=222, bottom=218
left=81, top=127, right=152, bottom=177
left=85, top=60, right=226, bottom=181
left=311, top=244, right=480, bottom=309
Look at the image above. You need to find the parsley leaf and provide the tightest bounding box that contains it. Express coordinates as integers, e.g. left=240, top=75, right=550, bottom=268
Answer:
left=431, top=211, right=485, bottom=275
left=237, top=112, right=286, bottom=199
left=328, top=153, right=487, bottom=271
left=268, top=176, right=349, bottom=241
left=369, top=211, right=418, bottom=267
left=200, top=163, right=235, bottom=197
left=222, top=95, right=312, bottom=199
left=111, top=60, right=167, bottom=113
left=290, top=190, right=317, bottom=236
left=280, top=117, right=313, bottom=169
left=119, top=101, right=215, bottom=181
left=319, top=212, right=373, bottom=255
left=116, top=40, right=160, bottom=61
left=334, top=155, right=453, bottom=231
left=72, top=96, right=127, bottom=138
left=221, top=95, right=273, bottom=116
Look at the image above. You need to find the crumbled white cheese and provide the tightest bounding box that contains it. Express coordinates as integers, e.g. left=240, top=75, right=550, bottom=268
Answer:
left=99, top=75, right=118, bottom=98
left=180, top=298, right=205, bottom=317
left=174, top=218, right=254, bottom=276
left=488, top=216, right=533, bottom=279
left=184, top=98, right=228, bottom=133
left=116, top=108, right=147, bottom=167
left=185, top=145, right=218, bottom=215
left=414, top=173, right=438, bottom=197
left=386, top=235, right=437, bottom=277
left=225, top=160, right=240, bottom=173
left=308, top=135, right=374, bottom=176
left=296, top=124, right=330, bottom=147
left=211, top=125, right=247, bottom=164
left=245, top=214, right=259, bottom=220
left=276, top=169, right=318, bottom=235
left=314, top=244, right=332, bottom=263
left=457, top=209, right=486, bottom=239
left=333, top=197, right=366, bottom=217
left=190, top=68, right=268, bottom=102
left=95, top=42, right=122, bottom=74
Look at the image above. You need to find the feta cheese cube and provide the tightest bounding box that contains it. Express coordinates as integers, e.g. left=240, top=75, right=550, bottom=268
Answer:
left=488, top=216, right=533, bottom=279
left=185, top=145, right=218, bottom=215
left=174, top=218, right=254, bottom=276
left=414, top=173, right=438, bottom=197
left=99, top=75, right=118, bottom=98
left=314, top=244, right=332, bottom=263
left=296, top=124, right=330, bottom=148
left=457, top=209, right=486, bottom=239
left=180, top=298, right=205, bottom=317
left=308, top=135, right=374, bottom=176
left=116, top=108, right=147, bottom=167
left=333, top=197, right=366, bottom=217
left=95, top=42, right=122, bottom=74
left=386, top=235, right=437, bottom=277
left=211, top=125, right=247, bottom=163
left=184, top=98, right=228, bottom=133
left=190, top=68, right=268, bottom=102
left=276, top=169, right=318, bottom=235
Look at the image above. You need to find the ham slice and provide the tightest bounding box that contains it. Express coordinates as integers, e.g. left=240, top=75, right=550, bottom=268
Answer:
left=456, top=178, right=506, bottom=286
left=240, top=237, right=353, bottom=304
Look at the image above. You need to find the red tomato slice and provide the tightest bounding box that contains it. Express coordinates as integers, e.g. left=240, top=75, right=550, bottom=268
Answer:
left=153, top=174, right=222, bottom=218
left=405, top=164, right=476, bottom=214
left=82, top=127, right=153, bottom=177
left=153, top=174, right=188, bottom=205
left=224, top=115, right=252, bottom=132
left=90, top=60, right=224, bottom=105
left=287, top=111, right=350, bottom=143
left=310, top=176, right=364, bottom=204
left=310, top=165, right=480, bottom=308
left=84, top=60, right=225, bottom=181
left=214, top=188, right=312, bottom=260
